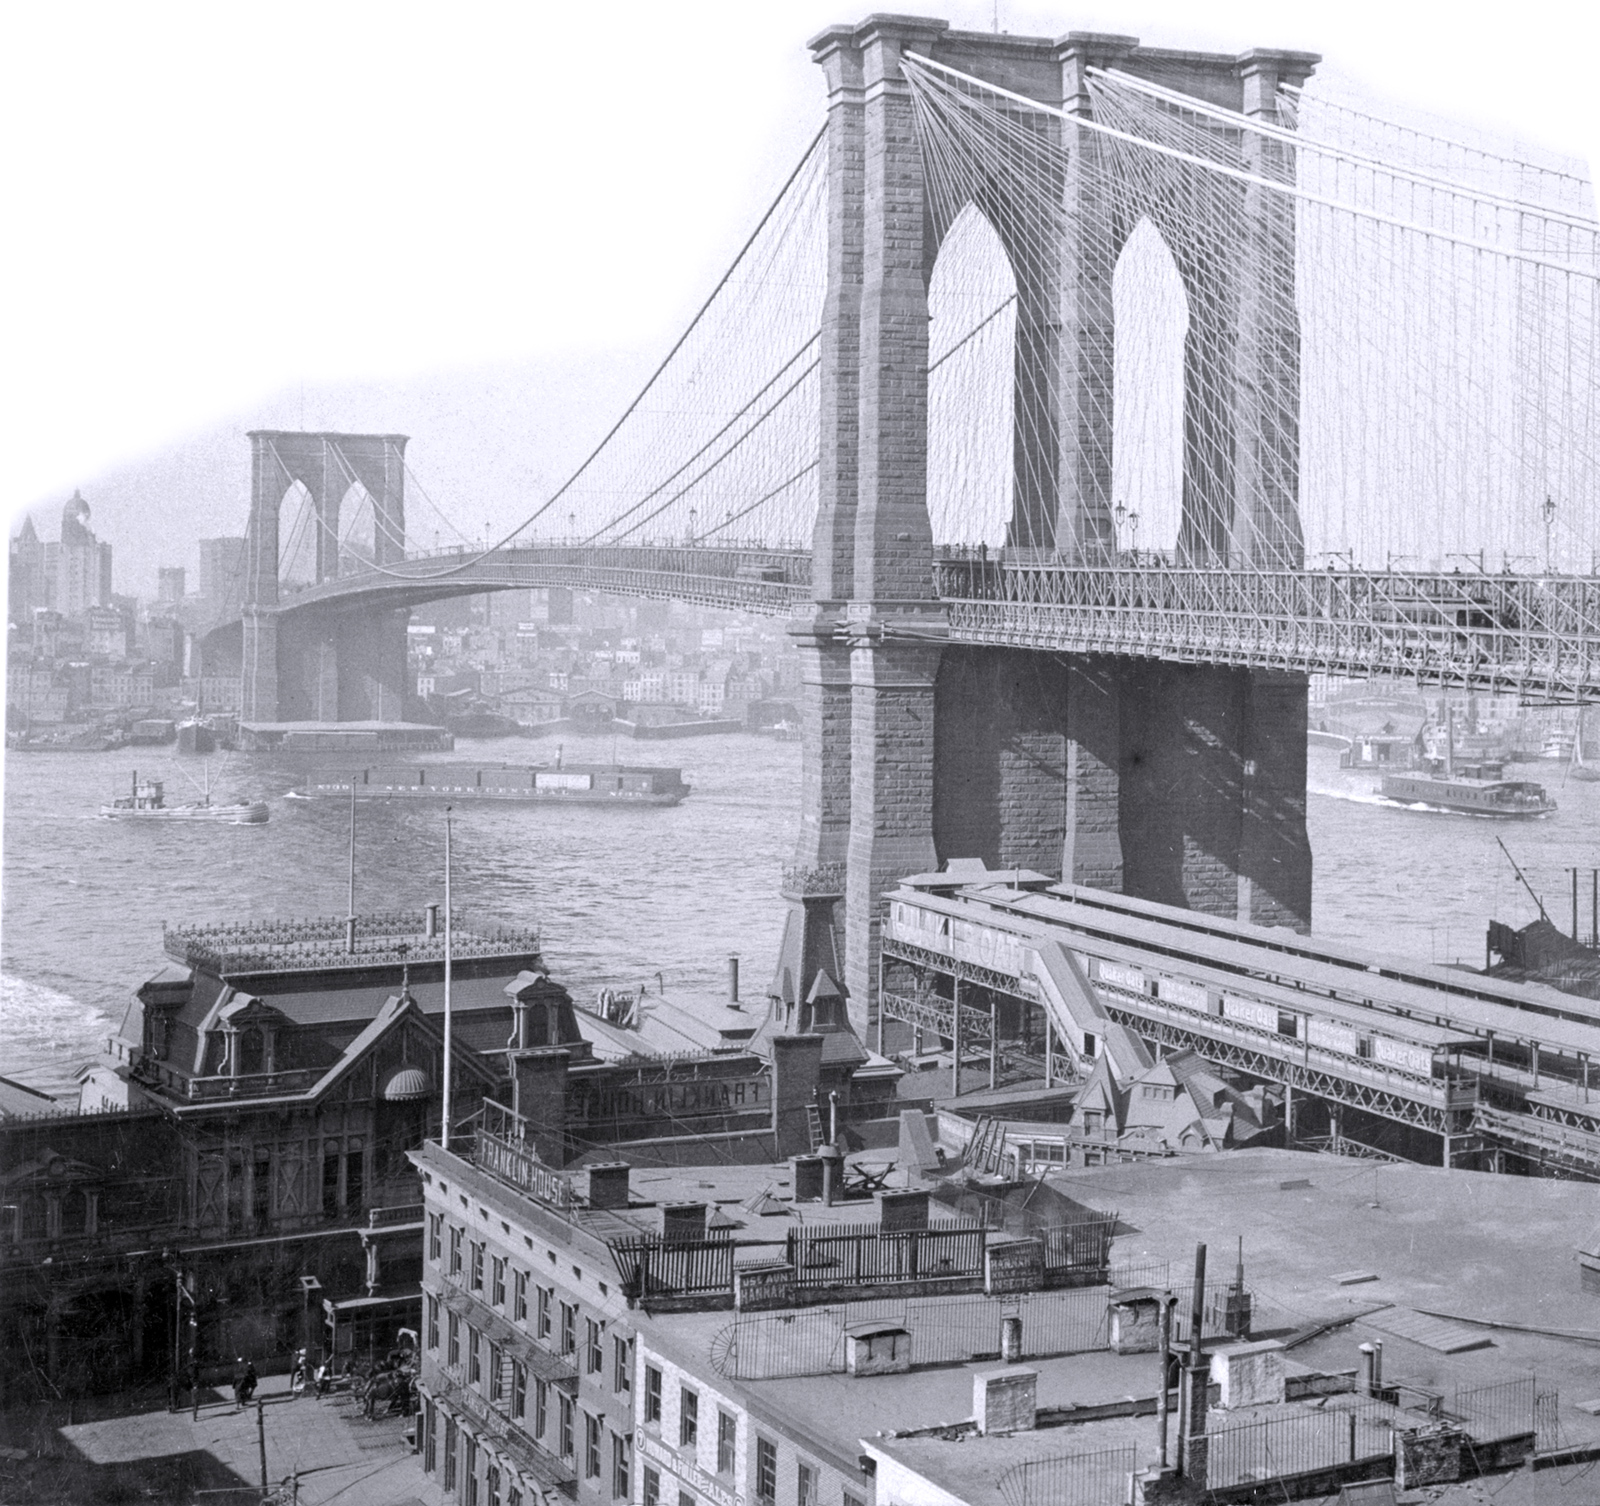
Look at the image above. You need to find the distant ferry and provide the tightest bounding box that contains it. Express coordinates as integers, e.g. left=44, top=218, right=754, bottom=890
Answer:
left=303, top=763, right=691, bottom=806
left=100, top=773, right=269, bottom=824
left=1380, top=759, right=1555, bottom=818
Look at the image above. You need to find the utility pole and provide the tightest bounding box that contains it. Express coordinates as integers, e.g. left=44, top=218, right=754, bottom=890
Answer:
left=256, top=1398, right=268, bottom=1496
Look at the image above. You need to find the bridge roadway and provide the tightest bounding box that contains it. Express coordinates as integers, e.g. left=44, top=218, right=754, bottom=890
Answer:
left=879, top=875, right=1600, bottom=1175
left=259, top=544, right=1599, bottom=700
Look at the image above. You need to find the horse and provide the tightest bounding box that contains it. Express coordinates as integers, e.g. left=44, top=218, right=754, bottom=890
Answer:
left=361, top=1368, right=413, bottom=1420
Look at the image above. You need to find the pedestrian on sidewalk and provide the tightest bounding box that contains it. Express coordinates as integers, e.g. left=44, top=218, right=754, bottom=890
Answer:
left=234, top=1357, right=258, bottom=1409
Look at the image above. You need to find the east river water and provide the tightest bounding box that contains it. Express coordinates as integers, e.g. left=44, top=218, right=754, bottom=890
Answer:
left=3, top=734, right=1598, bottom=1098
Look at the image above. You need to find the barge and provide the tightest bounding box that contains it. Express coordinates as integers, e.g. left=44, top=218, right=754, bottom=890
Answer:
left=304, top=763, right=691, bottom=806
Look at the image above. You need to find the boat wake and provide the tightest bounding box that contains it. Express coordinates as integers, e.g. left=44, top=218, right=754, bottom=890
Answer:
left=1311, top=785, right=1553, bottom=819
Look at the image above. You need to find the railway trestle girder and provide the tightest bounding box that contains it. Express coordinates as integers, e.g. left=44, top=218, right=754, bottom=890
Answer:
left=881, top=940, right=1039, bottom=1000
left=1102, top=1008, right=1452, bottom=1134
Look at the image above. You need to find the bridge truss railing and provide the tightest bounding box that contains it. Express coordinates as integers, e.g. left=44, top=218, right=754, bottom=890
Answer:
left=935, top=560, right=1600, bottom=700
left=281, top=542, right=814, bottom=615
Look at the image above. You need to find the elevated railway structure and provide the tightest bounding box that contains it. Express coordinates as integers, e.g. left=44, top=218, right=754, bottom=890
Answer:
left=880, top=874, right=1600, bottom=1176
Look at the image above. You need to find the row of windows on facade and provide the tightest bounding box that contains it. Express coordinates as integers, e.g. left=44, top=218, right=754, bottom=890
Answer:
left=430, top=1214, right=626, bottom=1377
left=426, top=1290, right=632, bottom=1397
left=638, top=1365, right=859, bottom=1506
left=206, top=1139, right=412, bottom=1226
left=425, top=1215, right=859, bottom=1506
left=424, top=1405, right=625, bottom=1506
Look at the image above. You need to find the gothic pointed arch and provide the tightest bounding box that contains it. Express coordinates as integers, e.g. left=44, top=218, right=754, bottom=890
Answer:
left=1112, top=216, right=1188, bottom=558
left=926, top=202, right=1017, bottom=551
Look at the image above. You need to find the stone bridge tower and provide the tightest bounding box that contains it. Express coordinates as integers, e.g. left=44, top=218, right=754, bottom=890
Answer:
left=787, top=16, right=1319, bottom=1032
left=241, top=431, right=410, bottom=723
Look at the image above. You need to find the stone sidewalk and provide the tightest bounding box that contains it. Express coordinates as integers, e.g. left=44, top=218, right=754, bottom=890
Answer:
left=46, top=1374, right=442, bottom=1506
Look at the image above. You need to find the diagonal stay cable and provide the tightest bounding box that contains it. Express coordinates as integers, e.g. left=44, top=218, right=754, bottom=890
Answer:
left=903, top=53, right=1600, bottom=279
left=929, top=293, right=1018, bottom=373
left=299, top=125, right=827, bottom=585
left=689, top=459, right=820, bottom=542
left=578, top=333, right=819, bottom=546
left=602, top=359, right=820, bottom=543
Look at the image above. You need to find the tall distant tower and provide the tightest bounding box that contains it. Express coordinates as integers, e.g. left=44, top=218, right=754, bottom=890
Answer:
left=8, top=516, right=48, bottom=624
left=56, top=491, right=112, bottom=620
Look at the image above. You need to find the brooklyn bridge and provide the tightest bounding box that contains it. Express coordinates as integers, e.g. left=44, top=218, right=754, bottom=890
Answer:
left=198, top=18, right=1599, bottom=1018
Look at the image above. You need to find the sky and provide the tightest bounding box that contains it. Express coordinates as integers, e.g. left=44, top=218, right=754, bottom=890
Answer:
left=5, top=0, right=1599, bottom=597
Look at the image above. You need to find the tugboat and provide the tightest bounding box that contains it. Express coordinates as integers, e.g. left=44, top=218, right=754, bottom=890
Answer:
left=100, top=769, right=269, bottom=824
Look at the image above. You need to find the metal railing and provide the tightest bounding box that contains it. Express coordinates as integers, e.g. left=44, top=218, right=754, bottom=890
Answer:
left=184, top=1067, right=321, bottom=1099
left=607, top=1236, right=736, bottom=1300
left=787, top=1219, right=986, bottom=1288
left=780, top=862, right=847, bottom=898
left=936, top=561, right=1600, bottom=699
left=271, top=544, right=814, bottom=617
left=997, top=1446, right=1140, bottom=1506
left=1453, top=1376, right=1560, bottom=1448
left=711, top=1287, right=1117, bottom=1381
left=1206, top=1401, right=1395, bottom=1488
left=164, top=911, right=542, bottom=974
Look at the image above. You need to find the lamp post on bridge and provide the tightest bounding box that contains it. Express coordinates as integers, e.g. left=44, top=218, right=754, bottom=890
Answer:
left=1544, top=495, right=1557, bottom=575
left=1114, top=501, right=1140, bottom=561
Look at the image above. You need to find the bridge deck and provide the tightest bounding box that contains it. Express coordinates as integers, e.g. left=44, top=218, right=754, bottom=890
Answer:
left=252, top=546, right=1599, bottom=699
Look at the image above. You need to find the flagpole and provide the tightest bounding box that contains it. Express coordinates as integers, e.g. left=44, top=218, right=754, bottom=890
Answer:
left=442, top=808, right=453, bottom=1152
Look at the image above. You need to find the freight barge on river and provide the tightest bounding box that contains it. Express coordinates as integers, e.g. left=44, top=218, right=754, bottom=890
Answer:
left=303, top=762, right=691, bottom=806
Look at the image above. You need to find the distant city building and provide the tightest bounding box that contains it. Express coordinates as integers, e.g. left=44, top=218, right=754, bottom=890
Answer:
left=7, top=516, right=50, bottom=622
left=181, top=674, right=242, bottom=712
left=143, top=615, right=185, bottom=669
left=86, top=605, right=129, bottom=660
left=156, top=565, right=186, bottom=605
left=56, top=491, right=114, bottom=620
left=196, top=535, right=247, bottom=619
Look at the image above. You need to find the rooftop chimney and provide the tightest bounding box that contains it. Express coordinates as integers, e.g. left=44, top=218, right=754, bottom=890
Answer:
left=728, top=953, right=741, bottom=1007
left=662, top=1203, right=707, bottom=1242
left=973, top=1368, right=1037, bottom=1434
left=587, top=1163, right=631, bottom=1211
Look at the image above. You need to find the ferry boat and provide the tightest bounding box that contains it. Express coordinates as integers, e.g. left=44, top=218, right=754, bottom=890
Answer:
left=1380, top=759, right=1555, bottom=818
left=100, top=772, right=270, bottom=824
left=303, top=762, right=690, bottom=806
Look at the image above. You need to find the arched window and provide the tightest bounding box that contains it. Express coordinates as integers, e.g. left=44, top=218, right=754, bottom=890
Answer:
left=1112, top=217, right=1188, bottom=559
left=927, top=204, right=1016, bottom=550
